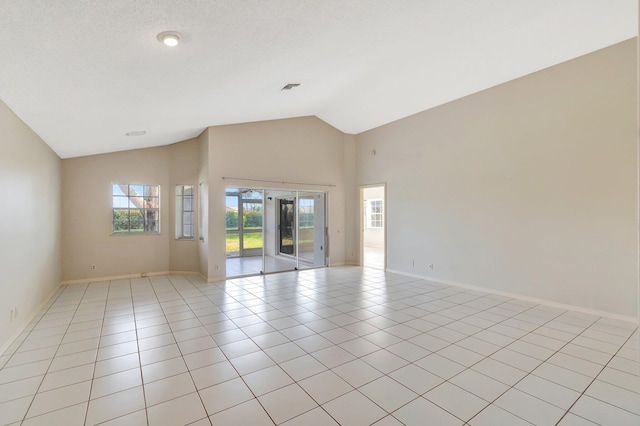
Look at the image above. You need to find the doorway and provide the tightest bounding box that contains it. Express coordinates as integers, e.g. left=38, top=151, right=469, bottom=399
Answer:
left=361, top=185, right=386, bottom=269
left=226, top=187, right=327, bottom=277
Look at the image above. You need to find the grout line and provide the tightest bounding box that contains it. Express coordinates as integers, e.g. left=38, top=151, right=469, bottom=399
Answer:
left=2, top=268, right=637, bottom=426
left=19, top=283, right=91, bottom=424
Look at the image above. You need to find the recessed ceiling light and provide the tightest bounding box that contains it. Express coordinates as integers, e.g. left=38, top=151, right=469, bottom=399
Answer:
left=126, top=130, right=146, bottom=136
left=157, top=31, right=182, bottom=47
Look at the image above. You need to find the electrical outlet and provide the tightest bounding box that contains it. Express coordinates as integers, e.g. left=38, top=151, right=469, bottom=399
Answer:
left=215, top=264, right=219, bottom=270
left=91, top=265, right=96, bottom=270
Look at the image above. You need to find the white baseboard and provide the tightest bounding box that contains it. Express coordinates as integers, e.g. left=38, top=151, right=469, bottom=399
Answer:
left=0, top=282, right=63, bottom=356
left=386, top=268, right=639, bottom=325
left=60, top=270, right=205, bottom=285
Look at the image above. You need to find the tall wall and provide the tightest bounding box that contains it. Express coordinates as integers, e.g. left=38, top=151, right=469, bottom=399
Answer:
left=169, top=139, right=201, bottom=272
left=0, top=100, right=62, bottom=349
left=207, top=116, right=348, bottom=281
left=197, top=129, right=210, bottom=278
left=356, top=39, right=638, bottom=318
left=343, top=134, right=358, bottom=265
left=61, top=139, right=200, bottom=281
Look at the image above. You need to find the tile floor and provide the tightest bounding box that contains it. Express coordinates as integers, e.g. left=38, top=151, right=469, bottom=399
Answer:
left=363, top=247, right=385, bottom=270
left=0, top=267, right=638, bottom=425
left=226, top=255, right=315, bottom=278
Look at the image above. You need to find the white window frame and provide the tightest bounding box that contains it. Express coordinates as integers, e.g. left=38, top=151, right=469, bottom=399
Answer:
left=112, top=184, right=160, bottom=234
left=367, top=199, right=384, bottom=229
left=176, top=184, right=195, bottom=239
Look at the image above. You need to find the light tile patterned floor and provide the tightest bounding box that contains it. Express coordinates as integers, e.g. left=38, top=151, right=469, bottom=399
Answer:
left=363, top=247, right=384, bottom=270
left=226, top=255, right=316, bottom=278
left=0, top=267, right=638, bottom=425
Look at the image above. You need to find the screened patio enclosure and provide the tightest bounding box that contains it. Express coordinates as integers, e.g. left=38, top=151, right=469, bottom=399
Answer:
left=225, top=187, right=327, bottom=277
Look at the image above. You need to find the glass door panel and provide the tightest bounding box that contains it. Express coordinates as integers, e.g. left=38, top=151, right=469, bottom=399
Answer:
left=242, top=201, right=263, bottom=256
left=298, top=192, right=326, bottom=270
left=225, top=195, right=239, bottom=257
left=226, top=188, right=264, bottom=278
left=262, top=190, right=297, bottom=274
left=297, top=197, right=314, bottom=263
left=279, top=199, right=295, bottom=255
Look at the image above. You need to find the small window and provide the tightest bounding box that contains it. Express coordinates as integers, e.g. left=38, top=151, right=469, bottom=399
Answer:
left=299, top=198, right=314, bottom=229
left=176, top=185, right=194, bottom=239
left=367, top=199, right=383, bottom=229
left=112, top=184, right=160, bottom=234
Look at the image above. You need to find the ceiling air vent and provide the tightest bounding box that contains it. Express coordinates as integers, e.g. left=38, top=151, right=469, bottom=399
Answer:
left=281, top=83, right=301, bottom=91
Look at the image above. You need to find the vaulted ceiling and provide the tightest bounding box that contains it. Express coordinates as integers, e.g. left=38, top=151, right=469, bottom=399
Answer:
left=0, top=1, right=636, bottom=158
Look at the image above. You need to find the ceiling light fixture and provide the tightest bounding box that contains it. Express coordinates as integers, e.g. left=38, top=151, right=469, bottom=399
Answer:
left=157, top=31, right=182, bottom=47
left=126, top=130, right=146, bottom=136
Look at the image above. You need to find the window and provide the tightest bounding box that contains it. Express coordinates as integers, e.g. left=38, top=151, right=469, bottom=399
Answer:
left=368, top=199, right=383, bottom=229
left=176, top=185, right=194, bottom=239
left=299, top=198, right=314, bottom=229
left=112, top=184, right=160, bottom=234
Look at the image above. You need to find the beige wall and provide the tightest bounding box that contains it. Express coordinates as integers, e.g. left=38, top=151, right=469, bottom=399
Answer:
left=169, top=138, right=200, bottom=272
left=356, top=39, right=638, bottom=317
left=0, top=100, right=61, bottom=348
left=343, top=134, right=358, bottom=264
left=207, top=116, right=348, bottom=281
left=197, top=129, right=210, bottom=278
left=62, top=139, right=200, bottom=281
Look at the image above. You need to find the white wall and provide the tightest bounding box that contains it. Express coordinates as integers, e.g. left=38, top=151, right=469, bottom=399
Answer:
left=207, top=116, right=348, bottom=281
left=356, top=39, right=638, bottom=318
left=0, top=100, right=61, bottom=349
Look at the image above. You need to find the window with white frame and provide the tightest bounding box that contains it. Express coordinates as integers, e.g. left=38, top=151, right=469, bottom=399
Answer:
left=367, top=199, right=383, bottom=229
left=176, top=185, right=194, bottom=239
left=112, top=184, right=160, bottom=234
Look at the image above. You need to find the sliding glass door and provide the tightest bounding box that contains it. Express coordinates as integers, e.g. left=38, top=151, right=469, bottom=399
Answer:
left=297, top=192, right=326, bottom=270
left=225, top=188, right=264, bottom=277
left=226, top=187, right=326, bottom=277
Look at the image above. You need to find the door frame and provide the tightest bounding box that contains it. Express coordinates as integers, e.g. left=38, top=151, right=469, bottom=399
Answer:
left=359, top=183, right=387, bottom=270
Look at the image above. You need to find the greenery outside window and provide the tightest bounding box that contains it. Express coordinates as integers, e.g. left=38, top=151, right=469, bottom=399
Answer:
left=176, top=185, right=194, bottom=239
left=299, top=198, right=314, bottom=229
left=368, top=199, right=383, bottom=229
left=112, top=184, right=160, bottom=234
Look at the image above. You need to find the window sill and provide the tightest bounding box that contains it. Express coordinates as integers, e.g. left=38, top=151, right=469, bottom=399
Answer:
left=111, top=232, right=162, bottom=236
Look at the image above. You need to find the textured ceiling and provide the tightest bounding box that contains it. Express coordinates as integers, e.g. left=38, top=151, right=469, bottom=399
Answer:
left=0, top=0, right=636, bottom=158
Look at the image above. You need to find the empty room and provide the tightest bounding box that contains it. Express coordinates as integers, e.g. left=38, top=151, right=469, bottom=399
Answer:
left=0, top=1, right=638, bottom=425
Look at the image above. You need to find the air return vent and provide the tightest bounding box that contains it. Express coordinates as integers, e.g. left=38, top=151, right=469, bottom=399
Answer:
left=281, top=83, right=301, bottom=90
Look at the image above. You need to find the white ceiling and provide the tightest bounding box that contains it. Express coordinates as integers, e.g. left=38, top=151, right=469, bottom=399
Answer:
left=0, top=1, right=637, bottom=159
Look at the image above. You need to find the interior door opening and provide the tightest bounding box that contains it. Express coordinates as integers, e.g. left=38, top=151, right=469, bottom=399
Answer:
left=361, top=185, right=386, bottom=270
